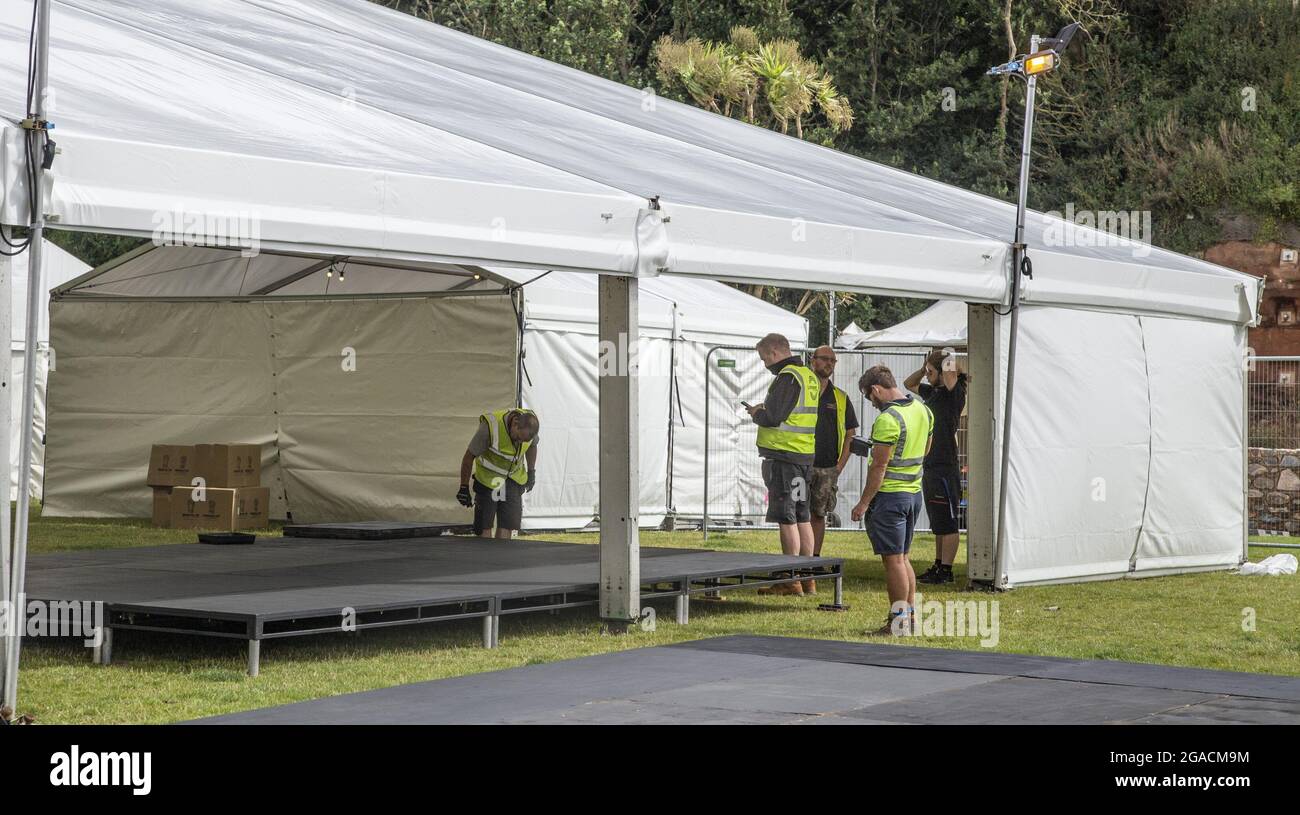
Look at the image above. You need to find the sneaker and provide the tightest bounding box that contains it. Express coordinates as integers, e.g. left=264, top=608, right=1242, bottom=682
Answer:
left=918, top=563, right=954, bottom=585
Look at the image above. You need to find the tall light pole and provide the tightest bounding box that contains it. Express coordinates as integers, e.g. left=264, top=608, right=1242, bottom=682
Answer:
left=985, top=23, right=1083, bottom=588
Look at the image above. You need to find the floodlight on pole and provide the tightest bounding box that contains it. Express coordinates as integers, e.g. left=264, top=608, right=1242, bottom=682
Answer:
left=984, top=23, right=1084, bottom=590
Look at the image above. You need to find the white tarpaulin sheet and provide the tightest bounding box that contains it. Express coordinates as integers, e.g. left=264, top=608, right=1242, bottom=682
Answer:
left=8, top=239, right=89, bottom=499
left=42, top=294, right=516, bottom=523
left=999, top=306, right=1245, bottom=585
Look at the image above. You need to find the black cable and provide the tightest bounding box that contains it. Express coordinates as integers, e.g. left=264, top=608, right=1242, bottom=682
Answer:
left=5, top=1, right=44, bottom=257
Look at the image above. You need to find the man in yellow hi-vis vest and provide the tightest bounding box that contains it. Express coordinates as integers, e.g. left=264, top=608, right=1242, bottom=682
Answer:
left=747, top=333, right=819, bottom=596
left=458, top=408, right=540, bottom=539
left=851, top=365, right=934, bottom=635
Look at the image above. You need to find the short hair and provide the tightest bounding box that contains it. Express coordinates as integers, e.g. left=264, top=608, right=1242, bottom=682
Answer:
left=510, top=411, right=540, bottom=438
left=859, top=365, right=896, bottom=393
left=755, top=333, right=791, bottom=356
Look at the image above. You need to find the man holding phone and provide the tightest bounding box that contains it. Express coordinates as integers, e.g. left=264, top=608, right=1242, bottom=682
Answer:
left=747, top=333, right=820, bottom=595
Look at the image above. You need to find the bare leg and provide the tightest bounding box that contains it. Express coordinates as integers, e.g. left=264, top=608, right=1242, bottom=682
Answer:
left=777, top=523, right=800, bottom=555
left=937, top=533, right=960, bottom=565
left=495, top=527, right=514, bottom=540
left=810, top=514, right=826, bottom=555
left=882, top=554, right=912, bottom=609
left=796, top=521, right=815, bottom=556
left=771, top=524, right=805, bottom=595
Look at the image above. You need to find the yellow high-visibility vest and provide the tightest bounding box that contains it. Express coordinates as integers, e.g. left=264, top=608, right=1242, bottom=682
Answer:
left=472, top=408, right=535, bottom=489
left=832, top=385, right=847, bottom=456
left=870, top=397, right=934, bottom=493
left=756, top=364, right=820, bottom=455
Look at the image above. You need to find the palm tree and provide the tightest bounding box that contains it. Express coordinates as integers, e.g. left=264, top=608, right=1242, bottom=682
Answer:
left=654, top=31, right=853, bottom=138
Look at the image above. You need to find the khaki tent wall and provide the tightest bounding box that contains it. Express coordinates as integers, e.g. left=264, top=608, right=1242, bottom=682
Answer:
left=43, top=294, right=517, bottom=524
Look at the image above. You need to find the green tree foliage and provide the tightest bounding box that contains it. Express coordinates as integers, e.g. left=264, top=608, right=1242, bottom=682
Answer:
left=653, top=27, right=854, bottom=139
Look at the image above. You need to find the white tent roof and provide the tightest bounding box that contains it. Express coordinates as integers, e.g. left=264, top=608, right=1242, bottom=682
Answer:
left=0, top=0, right=1260, bottom=324
left=11, top=238, right=89, bottom=347
left=838, top=299, right=968, bottom=349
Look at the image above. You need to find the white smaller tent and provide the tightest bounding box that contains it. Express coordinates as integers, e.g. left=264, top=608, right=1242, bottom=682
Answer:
left=9, top=239, right=91, bottom=500
left=837, top=300, right=968, bottom=349
left=492, top=268, right=807, bottom=529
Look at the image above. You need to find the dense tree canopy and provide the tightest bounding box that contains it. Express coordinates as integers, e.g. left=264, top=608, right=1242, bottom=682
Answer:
left=47, top=0, right=1299, bottom=338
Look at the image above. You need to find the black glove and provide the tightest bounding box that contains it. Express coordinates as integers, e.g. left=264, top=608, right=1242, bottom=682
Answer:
left=456, top=484, right=473, bottom=507
left=525, top=469, right=536, bottom=493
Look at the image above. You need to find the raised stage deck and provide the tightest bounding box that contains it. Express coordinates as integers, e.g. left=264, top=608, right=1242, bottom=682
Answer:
left=26, top=537, right=844, bottom=675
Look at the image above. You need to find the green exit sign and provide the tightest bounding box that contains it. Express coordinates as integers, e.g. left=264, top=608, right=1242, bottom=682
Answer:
left=716, top=358, right=736, bottom=368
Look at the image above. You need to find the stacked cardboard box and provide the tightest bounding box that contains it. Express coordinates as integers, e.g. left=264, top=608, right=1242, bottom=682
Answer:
left=147, top=443, right=269, bottom=531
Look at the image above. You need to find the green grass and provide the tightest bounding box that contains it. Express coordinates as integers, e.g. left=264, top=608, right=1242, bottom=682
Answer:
left=11, top=510, right=1300, bottom=723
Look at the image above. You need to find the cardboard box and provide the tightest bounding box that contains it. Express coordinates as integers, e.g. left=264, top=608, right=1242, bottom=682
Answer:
left=151, top=486, right=173, bottom=528
left=194, top=443, right=261, bottom=488
left=170, top=486, right=270, bottom=531
left=147, top=444, right=196, bottom=487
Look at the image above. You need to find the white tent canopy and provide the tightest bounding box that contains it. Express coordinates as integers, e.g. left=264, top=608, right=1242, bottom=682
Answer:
left=837, top=300, right=969, bottom=349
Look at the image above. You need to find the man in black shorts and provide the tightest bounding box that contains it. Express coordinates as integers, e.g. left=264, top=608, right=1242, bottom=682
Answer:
left=904, top=348, right=967, bottom=584
left=457, top=408, right=539, bottom=539
left=747, top=333, right=820, bottom=596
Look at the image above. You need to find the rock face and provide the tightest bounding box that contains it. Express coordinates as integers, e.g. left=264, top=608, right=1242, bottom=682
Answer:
left=1248, top=447, right=1300, bottom=534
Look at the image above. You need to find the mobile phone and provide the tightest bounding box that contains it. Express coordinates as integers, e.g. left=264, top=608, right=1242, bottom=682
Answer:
left=741, top=400, right=754, bottom=409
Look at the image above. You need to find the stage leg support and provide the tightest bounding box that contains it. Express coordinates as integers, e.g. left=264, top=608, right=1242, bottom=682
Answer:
left=247, top=640, right=260, bottom=677
left=93, top=627, right=113, bottom=665
left=675, top=588, right=689, bottom=625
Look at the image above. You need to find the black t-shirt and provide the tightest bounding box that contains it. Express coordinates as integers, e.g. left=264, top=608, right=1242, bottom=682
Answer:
left=813, top=384, right=860, bottom=468
left=917, top=374, right=967, bottom=467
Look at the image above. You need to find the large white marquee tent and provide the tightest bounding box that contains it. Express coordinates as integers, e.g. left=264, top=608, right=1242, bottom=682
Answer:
left=0, top=0, right=1263, bottom=639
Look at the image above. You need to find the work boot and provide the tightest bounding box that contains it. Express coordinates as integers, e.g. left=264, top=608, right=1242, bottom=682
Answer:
left=918, top=562, right=954, bottom=585
left=868, top=613, right=912, bottom=637
left=802, top=579, right=817, bottom=595
left=758, top=579, right=804, bottom=596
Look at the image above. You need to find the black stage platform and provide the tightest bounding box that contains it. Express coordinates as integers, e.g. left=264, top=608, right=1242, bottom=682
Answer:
left=195, top=635, right=1300, bottom=725
left=26, top=539, right=843, bottom=675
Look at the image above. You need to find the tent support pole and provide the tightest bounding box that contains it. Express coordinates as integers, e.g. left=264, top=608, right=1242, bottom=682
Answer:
left=992, top=46, right=1038, bottom=590
left=5, top=0, right=52, bottom=710
left=827, top=292, right=836, bottom=347
left=0, top=230, right=12, bottom=698
left=598, top=274, right=640, bottom=627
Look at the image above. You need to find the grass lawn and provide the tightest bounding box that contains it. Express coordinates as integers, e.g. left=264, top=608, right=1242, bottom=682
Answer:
left=10, top=510, right=1300, bottom=724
